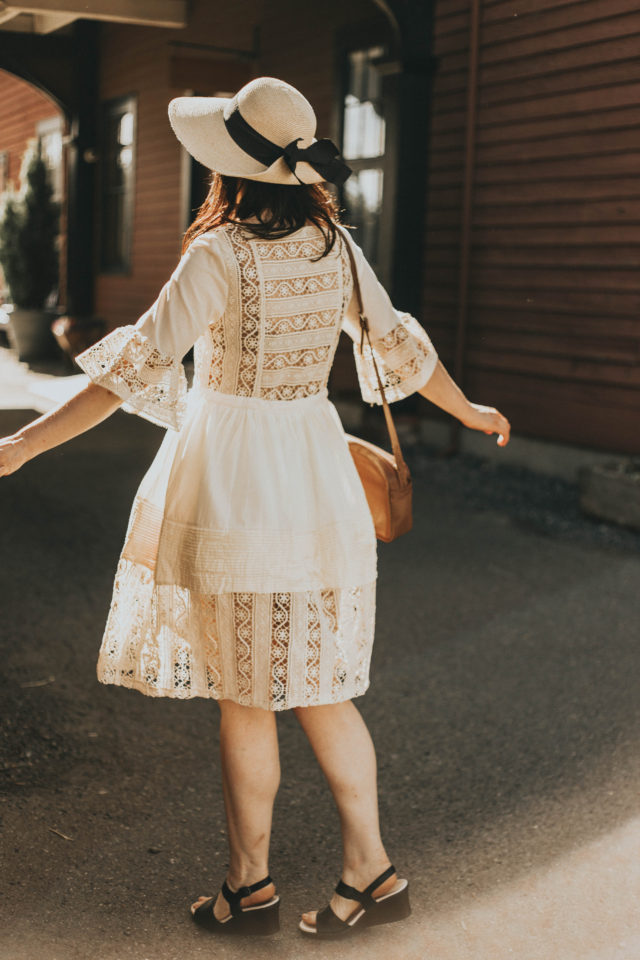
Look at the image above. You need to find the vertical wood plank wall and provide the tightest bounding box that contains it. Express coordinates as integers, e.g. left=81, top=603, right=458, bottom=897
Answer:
left=426, top=0, right=640, bottom=453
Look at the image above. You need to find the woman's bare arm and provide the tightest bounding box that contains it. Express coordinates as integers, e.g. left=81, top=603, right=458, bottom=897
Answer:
left=0, top=381, right=123, bottom=477
left=417, top=358, right=511, bottom=446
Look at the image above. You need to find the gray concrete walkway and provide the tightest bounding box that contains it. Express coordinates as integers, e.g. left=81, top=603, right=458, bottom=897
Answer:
left=1, top=345, right=639, bottom=960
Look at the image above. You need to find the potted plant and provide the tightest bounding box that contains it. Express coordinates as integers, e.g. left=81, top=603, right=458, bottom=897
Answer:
left=579, top=458, right=640, bottom=532
left=0, top=138, right=60, bottom=361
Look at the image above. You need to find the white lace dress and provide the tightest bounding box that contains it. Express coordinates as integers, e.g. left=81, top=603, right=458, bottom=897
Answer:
left=75, top=223, right=438, bottom=710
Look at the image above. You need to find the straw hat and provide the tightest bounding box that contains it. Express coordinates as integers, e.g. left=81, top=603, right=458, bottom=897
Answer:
left=168, top=76, right=351, bottom=187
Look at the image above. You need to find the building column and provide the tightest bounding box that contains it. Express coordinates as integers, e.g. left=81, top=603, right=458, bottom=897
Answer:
left=382, top=1, right=438, bottom=317
left=64, top=19, right=100, bottom=318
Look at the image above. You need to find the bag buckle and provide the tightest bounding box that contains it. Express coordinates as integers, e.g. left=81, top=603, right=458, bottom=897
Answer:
left=359, top=313, right=369, bottom=354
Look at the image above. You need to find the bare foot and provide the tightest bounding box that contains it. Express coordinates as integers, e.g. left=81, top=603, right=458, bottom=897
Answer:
left=191, top=879, right=277, bottom=921
left=301, top=865, right=398, bottom=928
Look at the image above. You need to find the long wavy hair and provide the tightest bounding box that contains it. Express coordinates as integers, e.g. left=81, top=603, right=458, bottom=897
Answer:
left=182, top=173, right=342, bottom=259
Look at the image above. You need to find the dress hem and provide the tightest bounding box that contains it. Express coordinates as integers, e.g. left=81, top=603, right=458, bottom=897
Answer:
left=96, top=672, right=371, bottom=711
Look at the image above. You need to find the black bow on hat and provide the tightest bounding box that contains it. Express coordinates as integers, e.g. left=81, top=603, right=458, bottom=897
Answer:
left=282, top=137, right=351, bottom=187
left=224, top=105, right=352, bottom=186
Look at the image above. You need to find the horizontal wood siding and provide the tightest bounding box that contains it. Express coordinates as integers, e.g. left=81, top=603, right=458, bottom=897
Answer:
left=426, top=0, right=640, bottom=453
left=0, top=70, right=60, bottom=188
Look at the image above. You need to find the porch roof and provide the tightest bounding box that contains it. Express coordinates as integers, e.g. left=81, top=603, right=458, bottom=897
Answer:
left=0, top=0, right=186, bottom=34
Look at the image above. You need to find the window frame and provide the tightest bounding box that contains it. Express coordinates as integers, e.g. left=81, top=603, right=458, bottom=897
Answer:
left=99, top=93, right=137, bottom=275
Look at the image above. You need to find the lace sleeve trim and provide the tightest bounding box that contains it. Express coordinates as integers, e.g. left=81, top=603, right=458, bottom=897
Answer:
left=75, top=324, right=188, bottom=430
left=353, top=312, right=438, bottom=405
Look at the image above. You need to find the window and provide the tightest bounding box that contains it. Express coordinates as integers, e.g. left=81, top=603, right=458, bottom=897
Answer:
left=179, top=88, right=230, bottom=235
left=100, top=95, right=136, bottom=273
left=341, top=47, right=386, bottom=273
left=36, top=115, right=64, bottom=202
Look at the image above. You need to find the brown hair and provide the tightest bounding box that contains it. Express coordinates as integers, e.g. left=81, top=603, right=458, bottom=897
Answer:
left=182, top=174, right=342, bottom=258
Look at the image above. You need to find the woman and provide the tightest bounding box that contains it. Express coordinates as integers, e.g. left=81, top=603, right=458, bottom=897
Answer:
left=0, top=77, right=510, bottom=939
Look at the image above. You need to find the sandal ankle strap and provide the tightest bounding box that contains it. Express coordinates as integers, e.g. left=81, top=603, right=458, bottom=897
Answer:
left=246, top=874, right=274, bottom=894
left=221, top=874, right=274, bottom=917
left=363, top=864, right=395, bottom=896
left=335, top=864, right=396, bottom=909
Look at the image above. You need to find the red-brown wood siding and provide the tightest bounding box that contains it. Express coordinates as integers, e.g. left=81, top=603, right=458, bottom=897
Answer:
left=426, top=0, right=640, bottom=453
left=0, top=70, right=67, bottom=306
left=0, top=70, right=60, bottom=187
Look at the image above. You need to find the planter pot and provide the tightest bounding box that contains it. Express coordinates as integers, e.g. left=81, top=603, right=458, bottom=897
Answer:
left=579, top=459, right=640, bottom=532
left=51, top=315, right=106, bottom=360
left=0, top=304, right=11, bottom=347
left=7, top=307, right=59, bottom=362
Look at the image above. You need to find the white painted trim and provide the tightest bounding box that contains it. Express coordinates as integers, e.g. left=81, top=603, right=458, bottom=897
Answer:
left=33, top=12, right=76, bottom=32
left=0, top=0, right=187, bottom=28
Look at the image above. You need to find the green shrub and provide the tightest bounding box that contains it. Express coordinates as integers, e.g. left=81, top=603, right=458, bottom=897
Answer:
left=0, top=138, right=60, bottom=309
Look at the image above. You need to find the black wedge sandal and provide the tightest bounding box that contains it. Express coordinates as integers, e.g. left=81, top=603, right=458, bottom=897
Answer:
left=190, top=875, right=280, bottom=936
left=298, top=864, right=411, bottom=939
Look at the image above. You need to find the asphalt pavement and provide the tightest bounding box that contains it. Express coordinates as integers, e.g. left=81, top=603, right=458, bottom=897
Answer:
left=1, top=400, right=639, bottom=960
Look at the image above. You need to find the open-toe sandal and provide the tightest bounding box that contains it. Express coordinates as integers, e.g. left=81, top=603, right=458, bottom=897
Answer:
left=298, top=864, right=410, bottom=939
left=191, top=874, right=280, bottom=936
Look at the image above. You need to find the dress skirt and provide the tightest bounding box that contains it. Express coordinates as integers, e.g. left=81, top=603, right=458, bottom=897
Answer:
left=96, top=386, right=378, bottom=710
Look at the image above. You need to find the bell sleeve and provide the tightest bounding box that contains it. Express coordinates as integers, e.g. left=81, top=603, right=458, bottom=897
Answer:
left=75, top=232, right=228, bottom=430
left=340, top=232, right=439, bottom=405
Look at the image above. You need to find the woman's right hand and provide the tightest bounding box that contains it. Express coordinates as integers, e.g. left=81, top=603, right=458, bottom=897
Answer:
left=0, top=434, right=29, bottom=477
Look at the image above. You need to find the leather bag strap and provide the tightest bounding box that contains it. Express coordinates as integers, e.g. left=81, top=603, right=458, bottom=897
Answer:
left=339, top=226, right=410, bottom=484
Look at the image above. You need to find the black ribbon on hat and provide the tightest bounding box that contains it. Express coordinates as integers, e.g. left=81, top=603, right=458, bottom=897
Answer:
left=224, top=105, right=352, bottom=186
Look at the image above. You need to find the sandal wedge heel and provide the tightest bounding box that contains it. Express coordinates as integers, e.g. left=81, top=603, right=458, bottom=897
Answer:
left=299, top=864, right=411, bottom=939
left=362, top=880, right=411, bottom=928
left=191, top=875, right=280, bottom=936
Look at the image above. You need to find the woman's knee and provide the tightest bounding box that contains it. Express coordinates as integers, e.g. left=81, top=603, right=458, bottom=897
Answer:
left=218, top=698, right=276, bottom=724
left=292, top=699, right=354, bottom=726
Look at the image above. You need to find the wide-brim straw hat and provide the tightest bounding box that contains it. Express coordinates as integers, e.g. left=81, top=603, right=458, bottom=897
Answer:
left=168, top=76, right=351, bottom=187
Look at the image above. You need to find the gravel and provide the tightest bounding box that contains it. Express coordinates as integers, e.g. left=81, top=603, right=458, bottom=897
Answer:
left=407, top=443, right=640, bottom=554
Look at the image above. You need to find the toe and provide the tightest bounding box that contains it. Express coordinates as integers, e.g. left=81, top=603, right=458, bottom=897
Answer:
left=302, top=910, right=317, bottom=926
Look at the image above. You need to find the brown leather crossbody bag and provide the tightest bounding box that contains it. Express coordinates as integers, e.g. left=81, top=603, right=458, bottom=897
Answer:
left=340, top=228, right=413, bottom=543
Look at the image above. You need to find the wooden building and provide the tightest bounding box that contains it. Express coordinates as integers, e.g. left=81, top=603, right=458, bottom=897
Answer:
left=427, top=0, right=640, bottom=453
left=0, top=0, right=638, bottom=454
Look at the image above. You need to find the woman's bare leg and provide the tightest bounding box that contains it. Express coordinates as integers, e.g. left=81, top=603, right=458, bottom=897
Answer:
left=293, top=700, right=398, bottom=925
left=191, top=699, right=280, bottom=920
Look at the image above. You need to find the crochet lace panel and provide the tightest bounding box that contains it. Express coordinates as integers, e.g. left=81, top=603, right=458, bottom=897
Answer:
left=75, top=324, right=188, bottom=430
left=96, top=556, right=375, bottom=709
left=193, top=225, right=349, bottom=401
left=353, top=311, right=439, bottom=405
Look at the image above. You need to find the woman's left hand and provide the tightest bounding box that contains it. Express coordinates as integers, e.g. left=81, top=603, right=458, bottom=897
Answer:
left=0, top=434, right=30, bottom=477
left=461, top=403, right=511, bottom=446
